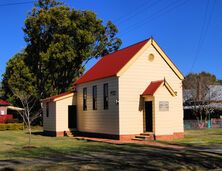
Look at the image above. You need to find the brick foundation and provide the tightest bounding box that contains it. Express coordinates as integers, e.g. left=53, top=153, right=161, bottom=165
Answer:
left=77, top=131, right=119, bottom=140
left=119, top=134, right=137, bottom=141
left=44, top=130, right=184, bottom=141
left=44, top=130, right=65, bottom=137
left=77, top=132, right=138, bottom=141
left=155, top=132, right=184, bottom=141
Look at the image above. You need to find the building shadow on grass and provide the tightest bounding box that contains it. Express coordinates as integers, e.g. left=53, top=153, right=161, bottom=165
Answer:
left=31, top=131, right=44, bottom=136
left=1, top=141, right=222, bottom=170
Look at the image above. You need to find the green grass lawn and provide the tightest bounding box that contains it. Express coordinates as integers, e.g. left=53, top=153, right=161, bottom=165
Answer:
left=168, top=128, right=222, bottom=148
left=0, top=128, right=221, bottom=170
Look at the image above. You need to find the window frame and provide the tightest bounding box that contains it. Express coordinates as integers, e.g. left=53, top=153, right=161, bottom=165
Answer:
left=92, top=85, right=97, bottom=110
left=46, top=102, right=49, bottom=117
left=83, top=87, right=87, bottom=111
left=103, top=83, right=109, bottom=110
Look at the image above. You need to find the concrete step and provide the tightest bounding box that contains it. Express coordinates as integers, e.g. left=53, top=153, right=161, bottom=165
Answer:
left=135, top=135, right=151, bottom=140
left=132, top=133, right=155, bottom=141
left=132, top=137, right=145, bottom=141
left=65, top=130, right=78, bottom=137
left=140, top=133, right=154, bottom=136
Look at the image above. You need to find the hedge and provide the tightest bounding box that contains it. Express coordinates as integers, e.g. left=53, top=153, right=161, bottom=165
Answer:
left=0, top=123, right=24, bottom=131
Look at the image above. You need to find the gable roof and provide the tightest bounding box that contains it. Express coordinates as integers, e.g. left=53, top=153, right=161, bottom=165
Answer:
left=74, top=39, right=150, bottom=85
left=0, top=99, right=11, bottom=106
left=41, top=92, right=73, bottom=102
left=142, top=80, right=177, bottom=97
left=74, top=38, right=184, bottom=85
left=142, top=80, right=164, bottom=96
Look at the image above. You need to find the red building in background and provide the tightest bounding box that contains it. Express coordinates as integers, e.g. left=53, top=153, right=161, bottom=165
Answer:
left=0, top=100, right=13, bottom=123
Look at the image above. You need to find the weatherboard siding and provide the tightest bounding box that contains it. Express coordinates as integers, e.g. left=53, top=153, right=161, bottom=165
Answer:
left=119, top=44, right=183, bottom=135
left=56, top=95, right=76, bottom=132
left=43, top=94, right=76, bottom=132
left=43, top=101, right=56, bottom=132
left=76, top=77, right=119, bottom=135
left=154, top=85, right=180, bottom=135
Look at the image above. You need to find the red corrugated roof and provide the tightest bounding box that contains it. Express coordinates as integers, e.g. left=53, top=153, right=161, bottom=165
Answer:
left=75, top=39, right=150, bottom=85
left=142, top=80, right=164, bottom=96
left=42, top=92, right=73, bottom=101
left=0, top=100, right=11, bottom=106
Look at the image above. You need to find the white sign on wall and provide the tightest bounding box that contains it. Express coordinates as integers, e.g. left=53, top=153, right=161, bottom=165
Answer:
left=159, top=101, right=169, bottom=111
left=1, top=110, right=5, bottom=115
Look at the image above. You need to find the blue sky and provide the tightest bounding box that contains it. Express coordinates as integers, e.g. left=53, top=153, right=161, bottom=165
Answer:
left=0, top=0, right=221, bottom=81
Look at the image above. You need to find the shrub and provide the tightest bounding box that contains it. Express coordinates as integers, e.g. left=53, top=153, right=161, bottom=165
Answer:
left=5, top=119, right=20, bottom=123
left=0, top=123, right=24, bottom=131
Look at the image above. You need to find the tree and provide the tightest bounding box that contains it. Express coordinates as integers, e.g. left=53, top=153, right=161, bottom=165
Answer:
left=2, top=53, right=40, bottom=145
left=183, top=72, right=216, bottom=101
left=23, top=0, right=122, bottom=98
left=183, top=72, right=217, bottom=127
left=0, top=82, right=3, bottom=98
left=2, top=53, right=37, bottom=100
left=2, top=0, right=121, bottom=133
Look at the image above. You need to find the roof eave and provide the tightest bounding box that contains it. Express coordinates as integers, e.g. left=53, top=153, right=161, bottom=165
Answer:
left=151, top=39, right=184, bottom=80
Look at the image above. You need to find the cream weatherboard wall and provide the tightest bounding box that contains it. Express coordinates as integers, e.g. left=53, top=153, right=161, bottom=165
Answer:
left=43, top=94, right=76, bottom=132
left=154, top=84, right=183, bottom=135
left=43, top=101, right=56, bottom=132
left=118, top=43, right=183, bottom=136
left=76, top=77, right=119, bottom=135
left=56, top=95, right=76, bottom=132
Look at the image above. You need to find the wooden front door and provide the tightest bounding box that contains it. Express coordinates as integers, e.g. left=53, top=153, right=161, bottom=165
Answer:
left=68, top=105, right=77, bottom=129
left=145, top=101, right=153, bottom=132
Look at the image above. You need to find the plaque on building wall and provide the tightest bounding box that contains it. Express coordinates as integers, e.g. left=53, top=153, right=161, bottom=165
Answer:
left=159, top=101, right=169, bottom=111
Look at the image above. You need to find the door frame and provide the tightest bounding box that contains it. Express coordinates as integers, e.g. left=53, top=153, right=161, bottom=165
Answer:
left=144, top=100, right=154, bottom=133
left=68, top=105, right=77, bottom=129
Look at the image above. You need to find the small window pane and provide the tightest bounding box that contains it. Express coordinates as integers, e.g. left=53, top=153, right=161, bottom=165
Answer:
left=104, top=84, right=109, bottom=110
left=83, top=88, right=87, bottom=111
left=46, top=102, right=49, bottom=117
left=93, top=86, right=97, bottom=110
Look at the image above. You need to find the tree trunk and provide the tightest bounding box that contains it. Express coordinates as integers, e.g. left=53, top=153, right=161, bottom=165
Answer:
left=28, top=121, right=32, bottom=146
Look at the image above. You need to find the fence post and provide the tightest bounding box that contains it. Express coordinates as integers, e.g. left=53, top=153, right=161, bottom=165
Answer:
left=207, top=113, right=211, bottom=128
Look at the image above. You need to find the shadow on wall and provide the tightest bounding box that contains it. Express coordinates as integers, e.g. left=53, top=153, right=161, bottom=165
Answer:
left=138, top=95, right=144, bottom=112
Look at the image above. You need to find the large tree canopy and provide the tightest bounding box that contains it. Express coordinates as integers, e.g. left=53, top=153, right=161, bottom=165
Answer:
left=2, top=53, right=37, bottom=102
left=3, top=0, right=121, bottom=102
left=23, top=0, right=121, bottom=97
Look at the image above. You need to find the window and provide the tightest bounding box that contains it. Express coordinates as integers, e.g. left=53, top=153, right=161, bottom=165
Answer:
left=103, top=83, right=109, bottom=109
left=83, top=88, right=87, bottom=111
left=148, top=53, right=155, bottom=61
left=1, top=110, right=5, bottom=115
left=92, top=85, right=97, bottom=110
left=46, top=102, right=49, bottom=117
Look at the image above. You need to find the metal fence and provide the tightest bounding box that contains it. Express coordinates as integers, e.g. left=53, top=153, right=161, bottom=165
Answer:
left=184, top=119, right=222, bottom=130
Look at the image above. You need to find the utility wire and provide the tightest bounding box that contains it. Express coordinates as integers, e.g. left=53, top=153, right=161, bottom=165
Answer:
left=190, top=0, right=216, bottom=72
left=114, top=0, right=162, bottom=25
left=0, top=1, right=34, bottom=7
left=190, top=0, right=210, bottom=72
left=113, top=0, right=150, bottom=24
left=118, top=0, right=189, bottom=37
